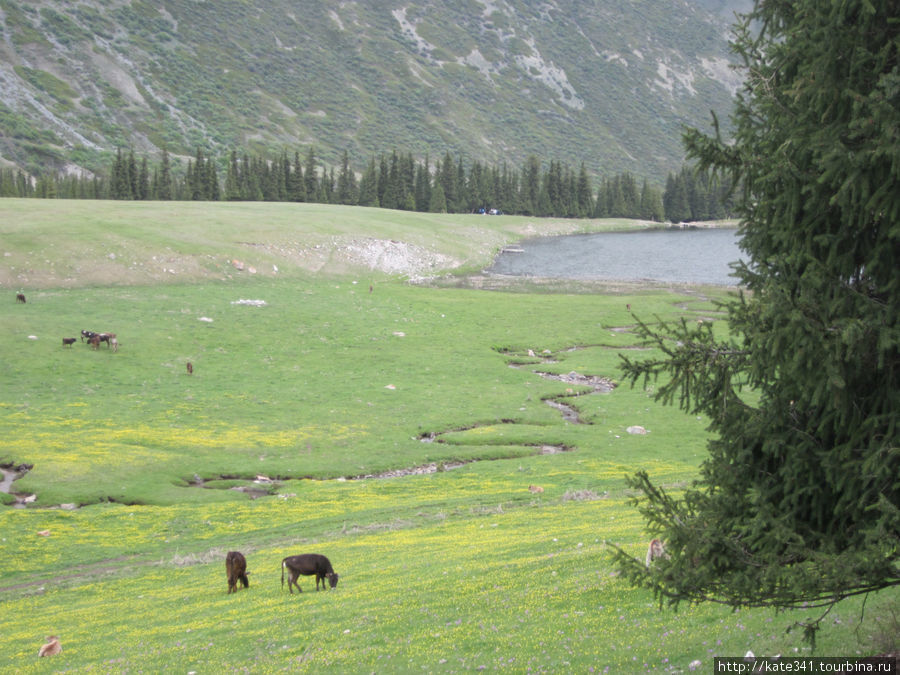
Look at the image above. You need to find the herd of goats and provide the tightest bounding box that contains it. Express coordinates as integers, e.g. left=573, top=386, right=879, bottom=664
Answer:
left=71, top=329, right=118, bottom=352
left=17, top=292, right=118, bottom=352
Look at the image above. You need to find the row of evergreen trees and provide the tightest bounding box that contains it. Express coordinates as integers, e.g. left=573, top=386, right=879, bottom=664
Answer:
left=1, top=147, right=734, bottom=223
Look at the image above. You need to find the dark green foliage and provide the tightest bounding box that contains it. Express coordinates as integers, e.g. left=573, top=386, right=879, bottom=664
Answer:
left=613, top=0, right=899, bottom=644
left=662, top=164, right=735, bottom=222
left=12, top=143, right=669, bottom=221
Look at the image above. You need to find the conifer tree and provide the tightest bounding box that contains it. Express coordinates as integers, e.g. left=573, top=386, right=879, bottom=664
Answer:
left=357, top=157, right=378, bottom=207
left=521, top=155, right=540, bottom=216
left=613, top=0, right=900, bottom=642
left=575, top=163, right=593, bottom=218
left=137, top=157, right=149, bottom=200
left=289, top=151, right=305, bottom=202
left=156, top=148, right=172, bottom=200
left=413, top=157, right=431, bottom=212
left=303, top=147, right=318, bottom=203
left=336, top=150, right=356, bottom=205
left=438, top=152, right=457, bottom=213
left=429, top=182, right=447, bottom=213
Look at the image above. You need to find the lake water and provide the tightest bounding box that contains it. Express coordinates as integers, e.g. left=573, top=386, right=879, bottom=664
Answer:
left=488, top=227, right=744, bottom=286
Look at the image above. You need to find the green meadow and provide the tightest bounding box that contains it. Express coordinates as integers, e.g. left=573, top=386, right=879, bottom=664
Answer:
left=1, top=200, right=895, bottom=672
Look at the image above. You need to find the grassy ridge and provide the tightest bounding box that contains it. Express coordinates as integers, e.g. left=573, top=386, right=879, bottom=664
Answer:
left=0, top=201, right=894, bottom=671
left=0, top=198, right=658, bottom=288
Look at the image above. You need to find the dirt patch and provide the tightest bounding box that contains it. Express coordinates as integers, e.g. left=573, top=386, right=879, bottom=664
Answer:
left=337, top=238, right=460, bottom=280
left=535, top=370, right=615, bottom=393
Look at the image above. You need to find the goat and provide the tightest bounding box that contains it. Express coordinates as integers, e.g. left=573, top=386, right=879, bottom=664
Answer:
left=16, top=293, right=26, bottom=304
left=281, top=553, right=339, bottom=593
left=645, top=539, right=668, bottom=567
left=225, top=551, right=249, bottom=594
left=38, top=636, right=61, bottom=657
left=62, top=338, right=76, bottom=347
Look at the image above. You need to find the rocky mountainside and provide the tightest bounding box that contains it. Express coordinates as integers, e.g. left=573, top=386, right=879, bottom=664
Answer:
left=0, top=0, right=748, bottom=181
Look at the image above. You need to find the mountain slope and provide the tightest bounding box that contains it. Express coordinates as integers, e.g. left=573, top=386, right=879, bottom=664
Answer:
left=0, top=0, right=743, bottom=180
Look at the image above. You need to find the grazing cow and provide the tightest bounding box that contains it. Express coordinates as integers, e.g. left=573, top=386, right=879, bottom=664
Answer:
left=38, top=636, right=61, bottom=657
left=16, top=293, right=26, bottom=304
left=89, top=334, right=101, bottom=350
left=225, top=551, right=249, bottom=594
left=281, top=553, right=339, bottom=593
left=98, top=332, right=116, bottom=347
left=62, top=338, right=77, bottom=347
left=645, top=539, right=668, bottom=567
left=80, top=330, right=96, bottom=342
left=186, top=361, right=193, bottom=375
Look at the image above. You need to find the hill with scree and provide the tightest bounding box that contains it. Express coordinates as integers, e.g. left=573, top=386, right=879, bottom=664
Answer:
left=0, top=0, right=748, bottom=179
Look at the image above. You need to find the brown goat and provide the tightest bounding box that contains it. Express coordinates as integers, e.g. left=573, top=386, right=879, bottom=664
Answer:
left=38, top=636, right=61, bottom=657
left=645, top=539, right=668, bottom=567
left=226, top=551, right=249, bottom=593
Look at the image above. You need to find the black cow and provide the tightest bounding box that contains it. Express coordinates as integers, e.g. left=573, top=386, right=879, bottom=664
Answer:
left=225, top=551, right=249, bottom=593
left=15, top=293, right=26, bottom=304
left=281, top=553, right=339, bottom=593
left=80, top=330, right=97, bottom=342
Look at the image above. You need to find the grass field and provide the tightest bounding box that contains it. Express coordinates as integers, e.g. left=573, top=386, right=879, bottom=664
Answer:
left=1, top=200, right=895, bottom=672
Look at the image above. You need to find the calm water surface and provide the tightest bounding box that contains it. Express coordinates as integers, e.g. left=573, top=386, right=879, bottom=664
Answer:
left=488, top=228, right=744, bottom=286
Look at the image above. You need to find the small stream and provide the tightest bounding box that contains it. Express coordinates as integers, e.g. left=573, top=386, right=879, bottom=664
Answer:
left=1, top=465, right=32, bottom=508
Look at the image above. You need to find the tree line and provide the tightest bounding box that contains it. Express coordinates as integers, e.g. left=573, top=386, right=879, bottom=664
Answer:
left=0, top=146, right=735, bottom=223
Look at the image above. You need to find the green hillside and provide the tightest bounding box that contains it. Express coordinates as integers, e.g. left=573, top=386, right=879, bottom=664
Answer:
left=0, top=0, right=742, bottom=180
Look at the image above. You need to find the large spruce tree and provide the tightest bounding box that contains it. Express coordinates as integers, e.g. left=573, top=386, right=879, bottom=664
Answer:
left=613, top=0, right=899, bottom=642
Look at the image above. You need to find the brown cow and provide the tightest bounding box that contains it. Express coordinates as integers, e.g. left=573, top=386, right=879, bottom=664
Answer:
left=225, top=551, right=249, bottom=593
left=38, top=636, right=61, bottom=657
left=186, top=362, right=193, bottom=375
left=281, top=553, right=339, bottom=593
left=16, top=293, right=26, bottom=304
left=89, top=335, right=101, bottom=350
